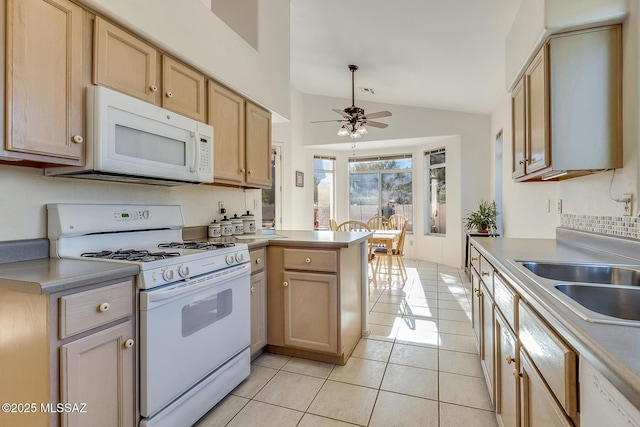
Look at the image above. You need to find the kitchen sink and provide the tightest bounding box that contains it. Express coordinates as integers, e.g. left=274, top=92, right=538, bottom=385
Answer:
left=554, top=284, right=640, bottom=322
left=520, top=261, right=640, bottom=286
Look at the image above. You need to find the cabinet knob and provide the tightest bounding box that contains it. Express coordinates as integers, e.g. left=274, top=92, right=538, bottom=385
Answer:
left=283, top=281, right=289, bottom=287
left=98, top=302, right=110, bottom=312
left=250, top=286, right=256, bottom=293
left=248, top=170, right=253, bottom=175
left=481, top=271, right=491, bottom=277
left=241, top=168, right=246, bottom=173
left=513, top=369, right=522, bottom=378
left=150, top=84, right=158, bottom=92
left=471, top=256, right=478, bottom=262
left=518, top=160, right=524, bottom=165
left=255, top=258, right=262, bottom=264
left=124, top=339, right=134, bottom=349
left=72, top=135, right=84, bottom=144
left=506, top=355, right=514, bottom=365
left=166, top=91, right=173, bottom=98
left=305, top=257, right=311, bottom=264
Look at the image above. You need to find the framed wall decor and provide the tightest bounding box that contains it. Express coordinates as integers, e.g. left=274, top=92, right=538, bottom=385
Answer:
left=295, top=171, right=304, bottom=187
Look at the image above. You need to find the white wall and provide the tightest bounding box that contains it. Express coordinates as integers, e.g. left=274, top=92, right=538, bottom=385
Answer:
left=79, top=0, right=290, bottom=120
left=0, top=165, right=260, bottom=241
left=491, top=2, right=640, bottom=237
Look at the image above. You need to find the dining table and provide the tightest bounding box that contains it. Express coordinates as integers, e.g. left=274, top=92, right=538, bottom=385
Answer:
left=369, top=229, right=402, bottom=282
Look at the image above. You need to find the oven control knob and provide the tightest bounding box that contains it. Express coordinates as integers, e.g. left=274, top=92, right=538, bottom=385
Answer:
left=226, top=255, right=236, bottom=265
left=235, top=252, right=244, bottom=263
left=162, top=269, right=174, bottom=282
left=178, top=265, right=190, bottom=278
left=141, top=210, right=150, bottom=219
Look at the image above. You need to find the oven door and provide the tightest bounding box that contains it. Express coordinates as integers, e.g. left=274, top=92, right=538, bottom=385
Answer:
left=139, top=262, right=250, bottom=417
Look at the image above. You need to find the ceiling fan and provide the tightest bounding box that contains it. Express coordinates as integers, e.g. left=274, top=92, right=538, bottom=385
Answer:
left=311, top=64, right=392, bottom=138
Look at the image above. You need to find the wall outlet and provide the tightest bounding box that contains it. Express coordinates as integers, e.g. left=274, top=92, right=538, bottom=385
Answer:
left=218, top=201, right=225, bottom=214
left=623, top=194, right=633, bottom=216
left=557, top=199, right=563, bottom=214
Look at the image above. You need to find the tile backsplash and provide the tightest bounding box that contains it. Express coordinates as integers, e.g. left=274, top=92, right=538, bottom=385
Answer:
left=561, top=214, right=640, bottom=240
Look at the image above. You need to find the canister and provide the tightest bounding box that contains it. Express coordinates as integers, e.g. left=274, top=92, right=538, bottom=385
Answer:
left=207, top=220, right=221, bottom=238
left=242, top=211, right=256, bottom=234
left=220, top=216, right=233, bottom=236
left=231, top=214, right=244, bottom=235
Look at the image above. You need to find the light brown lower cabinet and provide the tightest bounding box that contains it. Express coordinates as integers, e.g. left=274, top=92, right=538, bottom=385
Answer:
left=480, top=281, right=495, bottom=404
left=266, top=245, right=362, bottom=365
left=249, top=247, right=267, bottom=359
left=519, top=349, right=573, bottom=427
left=495, top=311, right=519, bottom=427
left=0, top=278, right=136, bottom=427
left=60, top=322, right=134, bottom=427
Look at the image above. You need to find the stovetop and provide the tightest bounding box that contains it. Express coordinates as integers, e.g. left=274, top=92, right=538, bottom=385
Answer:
left=80, top=242, right=236, bottom=262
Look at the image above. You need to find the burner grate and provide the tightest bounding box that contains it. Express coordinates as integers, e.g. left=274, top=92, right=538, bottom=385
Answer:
left=157, top=241, right=236, bottom=250
left=81, top=249, right=181, bottom=262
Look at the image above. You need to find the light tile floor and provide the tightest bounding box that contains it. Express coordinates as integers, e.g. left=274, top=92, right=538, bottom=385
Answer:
left=195, top=260, right=498, bottom=427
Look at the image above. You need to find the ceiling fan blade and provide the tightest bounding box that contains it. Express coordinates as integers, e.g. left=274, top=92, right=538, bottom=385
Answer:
left=332, top=108, right=351, bottom=118
left=310, top=119, right=347, bottom=123
left=363, top=111, right=392, bottom=120
left=363, top=120, right=388, bottom=129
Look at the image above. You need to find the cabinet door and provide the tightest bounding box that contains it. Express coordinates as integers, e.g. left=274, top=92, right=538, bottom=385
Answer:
left=519, top=350, right=573, bottom=427
left=5, top=0, right=84, bottom=163
left=471, top=268, right=482, bottom=352
left=208, top=80, right=246, bottom=184
left=525, top=46, right=550, bottom=174
left=245, top=101, right=272, bottom=188
left=250, top=270, right=267, bottom=358
left=283, top=271, right=338, bottom=353
left=162, top=56, right=206, bottom=122
left=480, top=282, right=495, bottom=405
left=511, top=77, right=526, bottom=179
left=495, top=312, right=519, bottom=427
left=93, top=17, right=159, bottom=104
left=60, top=321, right=135, bottom=427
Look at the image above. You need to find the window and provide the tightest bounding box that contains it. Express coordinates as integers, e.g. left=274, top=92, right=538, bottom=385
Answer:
left=313, top=156, right=335, bottom=230
left=348, top=155, right=412, bottom=231
left=424, top=148, right=446, bottom=235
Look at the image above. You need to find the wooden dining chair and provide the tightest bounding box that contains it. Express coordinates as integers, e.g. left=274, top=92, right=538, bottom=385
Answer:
left=367, top=215, right=390, bottom=230
left=329, top=218, right=338, bottom=231
left=388, top=214, right=408, bottom=231
left=374, top=219, right=408, bottom=281
left=336, top=221, right=378, bottom=283
left=336, top=220, right=369, bottom=232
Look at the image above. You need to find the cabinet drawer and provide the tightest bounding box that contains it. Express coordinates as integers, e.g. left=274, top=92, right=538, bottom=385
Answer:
left=494, top=274, right=518, bottom=332
left=518, top=301, right=577, bottom=418
left=470, top=245, right=481, bottom=272
left=59, top=280, right=133, bottom=339
left=283, top=249, right=337, bottom=273
left=250, top=248, right=266, bottom=274
left=479, top=255, right=494, bottom=292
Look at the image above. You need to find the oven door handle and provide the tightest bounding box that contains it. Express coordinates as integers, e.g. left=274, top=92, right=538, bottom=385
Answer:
left=142, top=263, right=251, bottom=308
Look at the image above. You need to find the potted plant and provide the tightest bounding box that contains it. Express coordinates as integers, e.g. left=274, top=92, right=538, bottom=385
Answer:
left=463, top=200, right=498, bottom=233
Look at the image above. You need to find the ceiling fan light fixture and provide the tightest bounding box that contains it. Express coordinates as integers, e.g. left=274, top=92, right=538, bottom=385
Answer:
left=337, top=126, right=350, bottom=137
left=350, top=131, right=362, bottom=139
left=356, top=126, right=367, bottom=135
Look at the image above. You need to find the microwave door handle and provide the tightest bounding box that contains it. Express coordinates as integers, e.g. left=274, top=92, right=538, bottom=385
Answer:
left=190, top=131, right=199, bottom=173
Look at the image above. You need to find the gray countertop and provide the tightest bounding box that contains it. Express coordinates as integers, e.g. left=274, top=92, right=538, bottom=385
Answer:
left=198, top=229, right=373, bottom=249
left=470, top=231, right=640, bottom=409
left=0, top=258, right=139, bottom=295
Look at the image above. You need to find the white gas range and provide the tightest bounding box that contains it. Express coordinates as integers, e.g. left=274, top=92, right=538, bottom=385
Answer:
left=47, top=204, right=251, bottom=427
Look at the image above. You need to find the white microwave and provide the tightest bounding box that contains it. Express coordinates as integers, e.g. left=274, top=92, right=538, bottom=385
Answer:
left=45, top=86, right=214, bottom=186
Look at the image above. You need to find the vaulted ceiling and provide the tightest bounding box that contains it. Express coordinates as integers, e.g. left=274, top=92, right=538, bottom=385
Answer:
left=290, top=0, right=521, bottom=116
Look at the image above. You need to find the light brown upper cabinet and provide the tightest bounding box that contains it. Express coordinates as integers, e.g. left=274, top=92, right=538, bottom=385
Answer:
left=162, top=56, right=206, bottom=122
left=245, top=101, right=272, bottom=188
left=93, top=17, right=159, bottom=104
left=511, top=25, right=622, bottom=182
left=208, top=80, right=272, bottom=188
left=2, top=0, right=86, bottom=165
left=93, top=17, right=206, bottom=122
